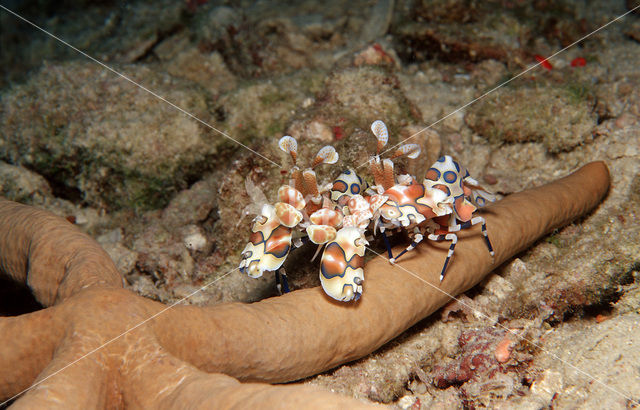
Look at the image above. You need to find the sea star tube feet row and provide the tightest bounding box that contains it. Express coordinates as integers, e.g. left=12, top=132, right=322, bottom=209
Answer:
left=0, top=161, right=609, bottom=408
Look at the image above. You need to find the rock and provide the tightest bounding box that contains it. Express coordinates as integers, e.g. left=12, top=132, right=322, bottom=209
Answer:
left=0, top=161, right=51, bottom=203
left=102, top=242, right=138, bottom=276
left=466, top=85, right=597, bottom=153
left=393, top=0, right=587, bottom=66
left=0, top=61, right=218, bottom=210
left=156, top=36, right=237, bottom=95
left=531, top=314, right=640, bottom=408
left=304, top=120, right=335, bottom=143
left=530, top=369, right=563, bottom=404
left=218, top=73, right=319, bottom=139
left=183, top=226, right=208, bottom=252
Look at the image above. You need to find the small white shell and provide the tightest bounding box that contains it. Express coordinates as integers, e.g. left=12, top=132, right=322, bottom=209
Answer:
left=184, top=232, right=207, bottom=251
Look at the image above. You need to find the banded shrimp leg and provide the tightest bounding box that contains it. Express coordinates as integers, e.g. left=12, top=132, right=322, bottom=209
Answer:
left=390, top=215, right=494, bottom=281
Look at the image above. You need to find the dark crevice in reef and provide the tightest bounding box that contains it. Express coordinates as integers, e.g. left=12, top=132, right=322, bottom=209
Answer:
left=17, top=160, right=86, bottom=205
left=138, top=24, right=187, bottom=64
left=0, top=276, right=43, bottom=316
left=580, top=300, right=615, bottom=319
left=619, top=261, right=640, bottom=286
left=556, top=294, right=616, bottom=325
left=46, top=177, right=85, bottom=205
left=558, top=261, right=638, bottom=324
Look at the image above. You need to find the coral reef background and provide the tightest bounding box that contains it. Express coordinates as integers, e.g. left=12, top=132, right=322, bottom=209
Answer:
left=1, top=0, right=639, bottom=407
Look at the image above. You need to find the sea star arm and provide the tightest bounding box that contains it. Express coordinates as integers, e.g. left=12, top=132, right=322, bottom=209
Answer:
left=152, top=162, right=610, bottom=382
left=0, top=309, right=65, bottom=400
left=0, top=199, right=123, bottom=306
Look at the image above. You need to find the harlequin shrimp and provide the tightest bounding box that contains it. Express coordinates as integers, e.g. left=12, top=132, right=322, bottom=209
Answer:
left=367, top=120, right=448, bottom=231
left=330, top=169, right=367, bottom=205
left=238, top=136, right=338, bottom=293
left=318, top=166, right=391, bottom=301
left=239, top=129, right=378, bottom=301
left=368, top=120, right=496, bottom=281
left=279, top=136, right=374, bottom=302
left=383, top=155, right=496, bottom=280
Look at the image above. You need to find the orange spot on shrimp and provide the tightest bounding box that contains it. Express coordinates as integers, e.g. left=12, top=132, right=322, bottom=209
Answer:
left=332, top=181, right=348, bottom=194
left=264, top=226, right=291, bottom=257
left=321, top=244, right=347, bottom=277
left=425, top=169, right=439, bottom=181
left=454, top=197, right=474, bottom=221
left=249, top=231, right=263, bottom=245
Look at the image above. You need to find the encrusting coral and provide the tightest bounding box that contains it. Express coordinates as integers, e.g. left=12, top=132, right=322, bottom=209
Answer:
left=0, top=161, right=609, bottom=408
